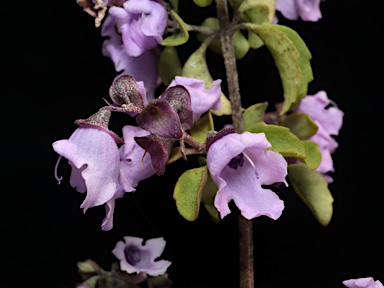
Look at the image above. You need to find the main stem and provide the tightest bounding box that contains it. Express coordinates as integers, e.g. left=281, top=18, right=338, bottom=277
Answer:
left=215, top=1, right=254, bottom=288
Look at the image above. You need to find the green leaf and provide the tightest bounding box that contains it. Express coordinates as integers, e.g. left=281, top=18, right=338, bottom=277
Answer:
left=272, top=25, right=313, bottom=103
left=201, top=172, right=220, bottom=223
left=248, top=31, right=264, bottom=49
left=196, top=17, right=249, bottom=60
left=182, top=43, right=232, bottom=116
left=239, top=0, right=276, bottom=23
left=167, top=147, right=200, bottom=164
left=174, top=166, right=209, bottom=221
left=246, top=23, right=309, bottom=115
left=158, top=46, right=182, bottom=86
left=288, top=164, right=334, bottom=226
left=169, top=0, right=179, bottom=12
left=301, top=140, right=321, bottom=170
left=229, top=0, right=246, bottom=8
left=77, top=260, right=99, bottom=273
left=233, top=30, right=251, bottom=59
left=189, top=112, right=214, bottom=143
left=242, top=102, right=268, bottom=130
left=246, top=122, right=306, bottom=159
left=161, top=10, right=189, bottom=46
left=280, top=112, right=318, bottom=140
left=82, top=276, right=100, bottom=288
left=193, top=0, right=213, bottom=7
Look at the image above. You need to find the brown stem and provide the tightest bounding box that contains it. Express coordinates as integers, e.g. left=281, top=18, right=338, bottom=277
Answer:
left=215, top=1, right=254, bottom=288
left=182, top=131, right=206, bottom=153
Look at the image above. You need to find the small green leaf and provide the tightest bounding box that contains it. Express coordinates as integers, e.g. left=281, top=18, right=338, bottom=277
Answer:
left=174, top=166, right=209, bottom=221
left=169, top=0, right=179, bottom=12
left=193, top=0, right=213, bottom=7
left=272, top=25, right=313, bottom=102
left=182, top=43, right=232, bottom=116
left=229, top=0, right=246, bottom=8
left=233, top=30, right=250, bottom=59
left=196, top=17, right=249, bottom=59
left=189, top=112, right=214, bottom=143
left=82, top=276, right=100, bottom=288
left=167, top=147, right=200, bottom=164
left=239, top=0, right=276, bottom=23
left=201, top=172, right=220, bottom=223
left=242, top=102, right=268, bottom=130
left=280, top=112, right=318, bottom=140
left=77, top=260, right=99, bottom=273
left=288, top=164, right=334, bottom=226
left=158, top=46, right=182, bottom=86
left=161, top=10, right=189, bottom=46
left=246, top=122, right=306, bottom=159
left=301, top=140, right=321, bottom=170
left=248, top=31, right=264, bottom=49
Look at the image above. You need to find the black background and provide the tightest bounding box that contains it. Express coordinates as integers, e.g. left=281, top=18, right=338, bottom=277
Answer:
left=2, top=0, right=383, bottom=287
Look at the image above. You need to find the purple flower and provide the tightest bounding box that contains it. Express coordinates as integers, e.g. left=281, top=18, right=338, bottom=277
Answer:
left=119, top=125, right=156, bottom=192
left=112, top=236, right=172, bottom=276
left=275, top=0, right=322, bottom=22
left=101, top=14, right=160, bottom=101
left=296, top=91, right=344, bottom=182
left=53, top=127, right=120, bottom=211
left=167, top=76, right=223, bottom=123
left=343, top=277, right=384, bottom=288
left=207, top=131, right=288, bottom=220
left=108, top=0, right=167, bottom=57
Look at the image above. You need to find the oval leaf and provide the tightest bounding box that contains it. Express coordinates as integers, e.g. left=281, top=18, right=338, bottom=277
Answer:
left=189, top=112, right=214, bottom=143
left=246, top=122, right=306, bottom=159
left=248, top=31, right=264, bottom=49
left=280, top=112, right=318, bottom=140
left=201, top=171, right=220, bottom=222
left=239, top=0, right=276, bottom=23
left=243, top=102, right=268, bottom=130
left=193, top=0, right=213, bottom=7
left=161, top=10, right=189, bottom=46
left=301, top=140, right=321, bottom=170
left=158, top=46, right=182, bottom=86
left=288, top=164, right=334, bottom=226
left=174, top=166, right=208, bottom=221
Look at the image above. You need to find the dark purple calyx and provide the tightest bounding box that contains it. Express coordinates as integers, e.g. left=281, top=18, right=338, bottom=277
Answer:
left=124, top=245, right=141, bottom=265
left=136, top=99, right=183, bottom=139
left=227, top=153, right=245, bottom=170
left=160, top=85, right=193, bottom=131
left=205, top=127, right=236, bottom=151
left=74, top=107, right=124, bottom=144
left=109, top=74, right=145, bottom=109
left=134, top=134, right=175, bottom=175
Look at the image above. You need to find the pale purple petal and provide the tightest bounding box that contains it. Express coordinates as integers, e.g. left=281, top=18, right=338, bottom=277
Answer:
left=296, top=91, right=344, bottom=135
left=101, top=184, right=125, bottom=231
left=168, top=77, right=223, bottom=123
left=124, top=0, right=167, bottom=42
left=207, top=132, right=287, bottom=220
left=343, top=277, right=384, bottom=288
left=68, top=161, right=87, bottom=193
left=276, top=0, right=322, bottom=22
left=119, top=125, right=156, bottom=192
left=52, top=128, right=120, bottom=211
left=276, top=0, right=300, bottom=20
left=112, top=236, right=171, bottom=276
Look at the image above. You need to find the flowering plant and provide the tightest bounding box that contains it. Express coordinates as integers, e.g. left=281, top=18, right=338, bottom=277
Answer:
left=50, top=0, right=381, bottom=287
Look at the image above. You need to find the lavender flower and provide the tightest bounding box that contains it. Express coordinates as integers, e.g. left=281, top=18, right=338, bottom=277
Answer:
left=275, top=0, right=322, bottom=22
left=207, top=131, right=288, bottom=220
left=108, top=0, right=167, bottom=57
left=296, top=90, right=344, bottom=182
left=113, top=236, right=172, bottom=276
left=343, top=277, right=384, bottom=288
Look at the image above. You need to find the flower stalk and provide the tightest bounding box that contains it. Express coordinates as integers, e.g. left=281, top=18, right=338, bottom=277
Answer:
left=215, top=0, right=253, bottom=287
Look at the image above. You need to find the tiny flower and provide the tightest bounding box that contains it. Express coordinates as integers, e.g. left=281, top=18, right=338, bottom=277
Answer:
left=101, top=14, right=160, bottom=101
left=112, top=236, right=172, bottom=276
left=206, top=131, right=288, bottom=220
left=108, top=0, right=167, bottom=57
left=296, top=91, right=344, bottom=182
left=168, top=76, right=223, bottom=123
left=275, top=0, right=322, bottom=22
left=343, top=277, right=384, bottom=288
